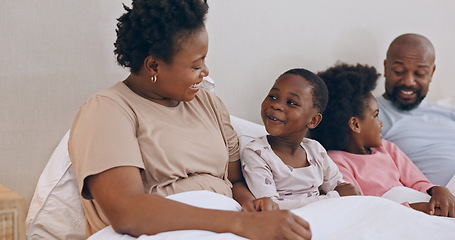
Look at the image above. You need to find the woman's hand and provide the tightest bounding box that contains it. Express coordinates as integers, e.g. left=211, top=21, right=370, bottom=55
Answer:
left=334, top=182, right=361, bottom=196
left=237, top=210, right=312, bottom=240
left=427, top=186, right=455, bottom=217
left=242, top=197, right=279, bottom=212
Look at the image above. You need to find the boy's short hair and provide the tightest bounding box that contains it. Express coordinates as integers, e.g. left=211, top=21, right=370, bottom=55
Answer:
left=309, top=63, right=380, bottom=151
left=281, top=68, right=328, bottom=113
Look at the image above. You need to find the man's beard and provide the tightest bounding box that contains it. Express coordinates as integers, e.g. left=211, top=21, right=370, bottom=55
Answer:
left=386, top=86, right=425, bottom=111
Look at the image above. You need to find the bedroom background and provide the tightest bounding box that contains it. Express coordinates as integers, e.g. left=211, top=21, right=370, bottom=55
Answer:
left=1, top=0, right=455, bottom=213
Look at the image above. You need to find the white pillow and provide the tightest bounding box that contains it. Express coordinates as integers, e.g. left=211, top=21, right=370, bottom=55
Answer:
left=200, top=76, right=215, bottom=95
left=229, top=115, right=267, bottom=153
left=26, top=130, right=85, bottom=240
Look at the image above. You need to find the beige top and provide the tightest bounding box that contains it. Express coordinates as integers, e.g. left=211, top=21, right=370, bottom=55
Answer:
left=68, top=82, right=240, bottom=237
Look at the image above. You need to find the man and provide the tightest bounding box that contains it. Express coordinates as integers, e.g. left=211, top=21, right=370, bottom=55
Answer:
left=377, top=33, right=455, bottom=187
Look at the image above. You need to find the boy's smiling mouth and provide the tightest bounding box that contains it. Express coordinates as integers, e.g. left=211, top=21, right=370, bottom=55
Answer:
left=266, top=113, right=284, bottom=123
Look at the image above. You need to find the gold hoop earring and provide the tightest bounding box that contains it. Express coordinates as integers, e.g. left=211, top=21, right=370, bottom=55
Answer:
left=151, top=75, right=157, bottom=83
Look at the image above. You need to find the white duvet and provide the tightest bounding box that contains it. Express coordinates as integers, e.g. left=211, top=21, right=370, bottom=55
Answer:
left=88, top=190, right=455, bottom=240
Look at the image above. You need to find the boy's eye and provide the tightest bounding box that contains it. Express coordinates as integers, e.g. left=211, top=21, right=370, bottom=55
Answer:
left=287, top=100, right=299, bottom=107
left=268, top=94, right=277, bottom=100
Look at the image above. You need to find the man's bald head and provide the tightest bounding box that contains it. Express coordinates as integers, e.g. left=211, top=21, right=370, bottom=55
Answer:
left=386, top=33, right=435, bottom=63
left=383, top=33, right=436, bottom=110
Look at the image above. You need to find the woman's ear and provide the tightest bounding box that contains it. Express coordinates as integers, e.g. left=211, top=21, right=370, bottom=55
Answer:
left=144, top=56, right=158, bottom=74
left=349, top=117, right=361, bottom=133
left=307, top=113, right=323, bottom=129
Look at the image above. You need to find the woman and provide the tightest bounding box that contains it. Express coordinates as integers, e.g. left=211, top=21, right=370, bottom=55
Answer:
left=68, top=0, right=312, bottom=239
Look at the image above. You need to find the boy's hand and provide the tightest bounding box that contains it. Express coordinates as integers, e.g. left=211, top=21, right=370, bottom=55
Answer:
left=335, top=182, right=361, bottom=196
left=242, top=197, right=279, bottom=212
left=428, top=186, right=455, bottom=217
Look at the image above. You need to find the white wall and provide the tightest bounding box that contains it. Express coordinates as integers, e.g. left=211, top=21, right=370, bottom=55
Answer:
left=1, top=0, right=455, bottom=211
left=206, top=0, right=455, bottom=123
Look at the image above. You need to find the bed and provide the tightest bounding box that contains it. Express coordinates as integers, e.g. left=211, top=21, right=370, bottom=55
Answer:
left=25, top=78, right=455, bottom=240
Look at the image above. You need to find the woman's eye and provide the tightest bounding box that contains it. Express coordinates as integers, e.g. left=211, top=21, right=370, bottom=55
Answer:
left=192, top=66, right=201, bottom=70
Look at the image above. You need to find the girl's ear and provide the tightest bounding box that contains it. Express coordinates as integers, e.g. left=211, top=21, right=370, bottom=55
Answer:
left=307, top=113, right=323, bottom=129
left=349, top=117, right=361, bottom=133
left=144, top=56, right=159, bottom=74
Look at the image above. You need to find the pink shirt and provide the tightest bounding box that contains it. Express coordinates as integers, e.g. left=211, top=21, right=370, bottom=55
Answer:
left=328, top=139, right=434, bottom=197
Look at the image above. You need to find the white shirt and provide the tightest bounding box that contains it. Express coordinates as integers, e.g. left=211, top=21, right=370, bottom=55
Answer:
left=241, top=136, right=343, bottom=210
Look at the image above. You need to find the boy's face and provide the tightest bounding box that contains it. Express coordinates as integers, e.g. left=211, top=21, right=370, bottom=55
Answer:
left=358, top=94, right=383, bottom=148
left=261, top=74, right=319, bottom=140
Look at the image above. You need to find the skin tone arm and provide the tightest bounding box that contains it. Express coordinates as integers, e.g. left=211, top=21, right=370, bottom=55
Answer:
left=229, top=160, right=280, bottom=212
left=427, top=186, right=455, bottom=217
left=86, top=165, right=312, bottom=239
left=334, top=182, right=362, bottom=196
left=408, top=186, right=455, bottom=217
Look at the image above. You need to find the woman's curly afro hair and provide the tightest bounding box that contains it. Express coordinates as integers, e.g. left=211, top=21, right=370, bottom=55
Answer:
left=114, top=0, right=209, bottom=73
left=309, top=63, right=380, bottom=151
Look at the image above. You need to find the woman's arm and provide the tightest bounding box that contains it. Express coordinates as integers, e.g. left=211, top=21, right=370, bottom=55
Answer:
left=87, top=165, right=312, bottom=239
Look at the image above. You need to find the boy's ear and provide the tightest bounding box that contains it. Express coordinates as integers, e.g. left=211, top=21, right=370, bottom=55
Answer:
left=307, top=113, right=323, bottom=129
left=144, top=56, right=159, bottom=74
left=349, top=117, right=361, bottom=133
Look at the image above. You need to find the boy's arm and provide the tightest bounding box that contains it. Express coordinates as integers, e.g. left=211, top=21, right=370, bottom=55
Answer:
left=228, top=160, right=278, bottom=212
left=335, top=182, right=361, bottom=196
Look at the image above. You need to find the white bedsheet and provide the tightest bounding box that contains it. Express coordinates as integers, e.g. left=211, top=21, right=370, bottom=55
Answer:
left=88, top=190, right=455, bottom=240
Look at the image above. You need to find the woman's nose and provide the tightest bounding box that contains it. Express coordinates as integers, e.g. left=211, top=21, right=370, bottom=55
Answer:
left=201, top=62, right=209, bottom=77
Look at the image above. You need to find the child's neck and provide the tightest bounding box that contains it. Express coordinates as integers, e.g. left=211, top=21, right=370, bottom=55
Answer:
left=267, top=135, right=309, bottom=168
left=267, top=135, right=302, bottom=155
left=346, top=142, right=372, bottom=155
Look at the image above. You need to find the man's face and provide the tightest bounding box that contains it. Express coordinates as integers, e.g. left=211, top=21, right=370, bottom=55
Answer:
left=383, top=45, right=435, bottom=110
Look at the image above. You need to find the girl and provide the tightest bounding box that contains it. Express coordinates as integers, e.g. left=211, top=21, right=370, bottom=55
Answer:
left=310, top=63, right=455, bottom=217
left=241, top=68, right=360, bottom=210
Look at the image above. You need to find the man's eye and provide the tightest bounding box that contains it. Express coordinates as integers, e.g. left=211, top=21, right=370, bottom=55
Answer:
left=415, top=72, right=426, bottom=77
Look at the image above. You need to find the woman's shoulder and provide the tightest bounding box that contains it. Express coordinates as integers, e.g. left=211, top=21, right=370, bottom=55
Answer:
left=76, top=82, right=141, bottom=122
left=94, top=81, right=133, bottom=100
left=84, top=82, right=131, bottom=105
left=193, top=88, right=223, bottom=106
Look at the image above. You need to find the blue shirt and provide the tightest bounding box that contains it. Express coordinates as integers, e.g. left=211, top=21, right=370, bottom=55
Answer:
left=377, top=95, right=455, bottom=186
